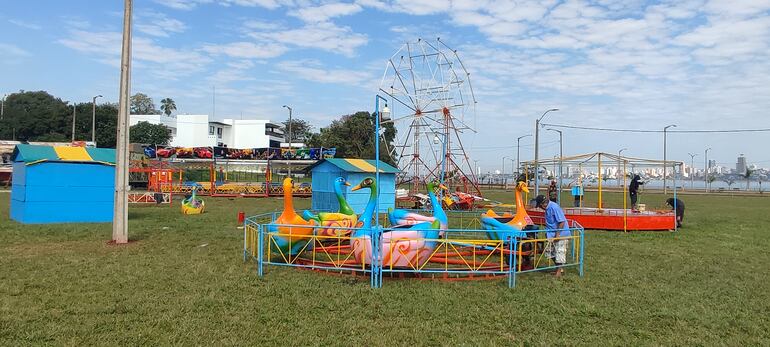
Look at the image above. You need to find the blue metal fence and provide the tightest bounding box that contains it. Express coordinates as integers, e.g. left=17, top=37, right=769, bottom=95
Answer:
left=244, top=212, right=585, bottom=288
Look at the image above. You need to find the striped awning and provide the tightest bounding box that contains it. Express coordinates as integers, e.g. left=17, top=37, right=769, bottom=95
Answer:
left=12, top=144, right=116, bottom=166
left=306, top=158, right=400, bottom=173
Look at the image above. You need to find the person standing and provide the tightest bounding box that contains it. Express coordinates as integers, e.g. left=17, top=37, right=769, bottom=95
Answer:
left=547, top=180, right=558, bottom=202
left=629, top=174, right=644, bottom=211
left=535, top=195, right=570, bottom=277
left=571, top=183, right=584, bottom=207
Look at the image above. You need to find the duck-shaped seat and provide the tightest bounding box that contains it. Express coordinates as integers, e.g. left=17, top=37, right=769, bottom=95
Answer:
left=480, top=181, right=535, bottom=241
left=302, top=177, right=358, bottom=238
left=269, top=178, right=317, bottom=257
left=349, top=177, right=442, bottom=268
left=387, top=181, right=448, bottom=234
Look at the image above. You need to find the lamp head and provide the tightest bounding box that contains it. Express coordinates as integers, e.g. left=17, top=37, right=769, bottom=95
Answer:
left=380, top=104, right=391, bottom=121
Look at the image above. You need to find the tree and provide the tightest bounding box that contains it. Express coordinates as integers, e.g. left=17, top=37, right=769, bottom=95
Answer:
left=0, top=91, right=119, bottom=147
left=307, top=111, right=397, bottom=165
left=0, top=91, right=71, bottom=141
left=722, top=177, right=735, bottom=190
left=130, top=93, right=158, bottom=114
left=707, top=173, right=717, bottom=191
left=160, top=98, right=176, bottom=116
left=281, top=118, right=313, bottom=143
left=744, top=168, right=753, bottom=191
left=130, top=121, right=172, bottom=145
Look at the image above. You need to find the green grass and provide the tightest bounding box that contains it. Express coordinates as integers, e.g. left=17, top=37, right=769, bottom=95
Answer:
left=1, top=191, right=769, bottom=345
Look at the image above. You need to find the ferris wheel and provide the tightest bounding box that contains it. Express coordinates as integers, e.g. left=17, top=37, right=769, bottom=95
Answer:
left=379, top=38, right=480, bottom=195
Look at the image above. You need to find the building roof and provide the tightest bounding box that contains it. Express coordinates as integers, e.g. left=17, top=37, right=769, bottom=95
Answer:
left=12, top=144, right=116, bottom=165
left=307, top=158, right=400, bottom=173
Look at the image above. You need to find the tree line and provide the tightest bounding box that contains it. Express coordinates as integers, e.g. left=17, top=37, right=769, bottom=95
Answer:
left=1, top=90, right=398, bottom=165
left=0, top=91, right=175, bottom=147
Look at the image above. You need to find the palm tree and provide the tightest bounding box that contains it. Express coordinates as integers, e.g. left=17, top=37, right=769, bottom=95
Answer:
left=160, top=98, right=176, bottom=116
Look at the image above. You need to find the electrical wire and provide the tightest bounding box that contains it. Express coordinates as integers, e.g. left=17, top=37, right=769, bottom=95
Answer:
left=542, top=123, right=770, bottom=133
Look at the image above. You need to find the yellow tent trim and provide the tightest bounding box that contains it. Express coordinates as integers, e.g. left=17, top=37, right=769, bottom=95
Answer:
left=345, top=158, right=382, bottom=172
left=53, top=146, right=93, bottom=161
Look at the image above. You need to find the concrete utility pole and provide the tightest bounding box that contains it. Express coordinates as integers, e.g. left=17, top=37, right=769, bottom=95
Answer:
left=663, top=124, right=676, bottom=194
left=282, top=105, right=292, bottom=177
left=71, top=104, right=77, bottom=141
left=113, top=0, right=133, bottom=244
left=92, top=95, right=102, bottom=144
left=534, top=108, right=558, bottom=197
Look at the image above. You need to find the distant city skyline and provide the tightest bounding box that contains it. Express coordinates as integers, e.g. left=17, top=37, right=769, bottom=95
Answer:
left=2, top=1, right=769, bottom=170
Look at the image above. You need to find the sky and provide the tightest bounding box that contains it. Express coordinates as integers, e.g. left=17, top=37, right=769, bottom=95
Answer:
left=1, top=0, right=769, bottom=172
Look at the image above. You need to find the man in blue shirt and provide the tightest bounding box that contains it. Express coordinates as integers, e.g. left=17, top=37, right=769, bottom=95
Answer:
left=535, top=195, right=571, bottom=277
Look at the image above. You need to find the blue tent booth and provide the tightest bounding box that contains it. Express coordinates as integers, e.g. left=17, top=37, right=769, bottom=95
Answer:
left=307, top=158, right=399, bottom=214
left=10, top=144, right=116, bottom=224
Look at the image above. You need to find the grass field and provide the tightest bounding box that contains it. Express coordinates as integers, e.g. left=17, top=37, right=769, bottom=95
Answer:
left=1, top=190, right=769, bottom=345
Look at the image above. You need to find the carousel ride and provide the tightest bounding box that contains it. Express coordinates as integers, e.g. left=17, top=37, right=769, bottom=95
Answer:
left=248, top=175, right=584, bottom=288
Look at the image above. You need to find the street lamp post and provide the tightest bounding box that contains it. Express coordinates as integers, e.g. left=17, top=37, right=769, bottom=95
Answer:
left=618, top=148, right=627, bottom=187
left=372, top=95, right=390, bottom=288
left=688, top=152, right=698, bottom=190
left=92, top=95, right=102, bottom=145
left=534, top=108, right=558, bottom=197
left=704, top=147, right=712, bottom=192
left=663, top=124, right=677, bottom=194
left=516, top=134, right=531, bottom=177
left=547, top=128, right=563, bottom=204
left=1, top=94, right=6, bottom=119
left=282, top=105, right=292, bottom=176
left=502, top=156, right=511, bottom=188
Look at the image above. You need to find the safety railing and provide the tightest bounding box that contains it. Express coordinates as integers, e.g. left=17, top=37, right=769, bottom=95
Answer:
left=244, top=212, right=584, bottom=288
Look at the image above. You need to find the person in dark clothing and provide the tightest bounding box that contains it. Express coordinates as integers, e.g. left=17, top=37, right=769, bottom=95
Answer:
left=666, top=198, right=685, bottom=228
left=547, top=180, right=558, bottom=202
left=629, top=174, right=644, bottom=211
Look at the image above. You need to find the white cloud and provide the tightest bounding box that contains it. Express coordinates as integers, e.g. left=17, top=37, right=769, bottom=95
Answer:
left=201, top=41, right=288, bottom=59
left=153, top=0, right=212, bottom=10
left=136, top=12, right=187, bottom=37
left=8, top=19, right=42, bottom=30
left=289, top=2, right=363, bottom=22
left=276, top=60, right=372, bottom=85
left=220, top=0, right=283, bottom=9
left=58, top=30, right=211, bottom=79
left=250, top=22, right=367, bottom=56
left=153, top=0, right=285, bottom=10
left=0, top=43, right=31, bottom=64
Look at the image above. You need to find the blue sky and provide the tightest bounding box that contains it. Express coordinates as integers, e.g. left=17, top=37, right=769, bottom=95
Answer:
left=2, top=0, right=770, bottom=172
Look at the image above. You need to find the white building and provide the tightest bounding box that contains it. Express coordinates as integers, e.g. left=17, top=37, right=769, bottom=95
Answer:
left=130, top=114, right=284, bottom=148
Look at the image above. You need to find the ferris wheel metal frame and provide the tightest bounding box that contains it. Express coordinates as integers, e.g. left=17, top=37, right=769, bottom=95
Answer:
left=379, top=37, right=481, bottom=196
